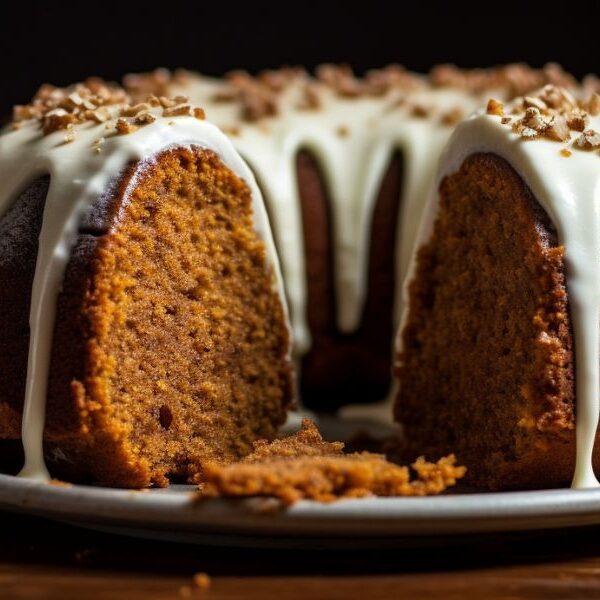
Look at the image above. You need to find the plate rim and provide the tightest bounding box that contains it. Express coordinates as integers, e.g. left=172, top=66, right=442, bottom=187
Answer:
left=3, top=473, right=600, bottom=538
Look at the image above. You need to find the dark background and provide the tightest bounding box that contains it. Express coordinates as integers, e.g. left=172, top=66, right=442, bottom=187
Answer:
left=1, top=0, right=599, bottom=115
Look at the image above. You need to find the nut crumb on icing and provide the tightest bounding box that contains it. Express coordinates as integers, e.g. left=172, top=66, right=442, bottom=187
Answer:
left=486, top=99, right=504, bottom=116
left=115, top=117, right=137, bottom=135
left=440, top=107, right=464, bottom=126
left=575, top=129, right=600, bottom=150
left=9, top=78, right=209, bottom=143
left=497, top=85, right=600, bottom=154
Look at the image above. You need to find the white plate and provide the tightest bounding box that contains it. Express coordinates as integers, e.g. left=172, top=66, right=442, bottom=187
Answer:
left=3, top=473, right=600, bottom=548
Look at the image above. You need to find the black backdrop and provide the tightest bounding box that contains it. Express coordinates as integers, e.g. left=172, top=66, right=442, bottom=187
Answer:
left=1, top=0, right=599, bottom=116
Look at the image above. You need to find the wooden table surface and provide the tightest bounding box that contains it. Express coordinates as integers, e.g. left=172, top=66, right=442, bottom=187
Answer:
left=3, top=510, right=600, bottom=599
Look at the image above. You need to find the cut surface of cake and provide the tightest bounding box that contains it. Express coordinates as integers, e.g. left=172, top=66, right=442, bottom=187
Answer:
left=2, top=64, right=597, bottom=492
left=0, top=81, right=292, bottom=487
left=126, top=64, right=576, bottom=411
left=395, top=85, right=600, bottom=489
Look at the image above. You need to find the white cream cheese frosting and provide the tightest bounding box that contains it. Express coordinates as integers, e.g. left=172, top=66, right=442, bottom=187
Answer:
left=0, top=97, right=289, bottom=481
left=397, top=88, right=600, bottom=488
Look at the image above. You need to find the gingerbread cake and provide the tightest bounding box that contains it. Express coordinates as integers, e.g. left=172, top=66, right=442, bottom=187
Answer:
left=0, top=81, right=292, bottom=487
left=2, top=64, right=597, bottom=492
left=395, top=84, right=600, bottom=489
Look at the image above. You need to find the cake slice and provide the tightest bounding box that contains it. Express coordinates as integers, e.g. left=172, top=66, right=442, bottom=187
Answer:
left=395, top=86, right=600, bottom=489
left=0, top=80, right=292, bottom=487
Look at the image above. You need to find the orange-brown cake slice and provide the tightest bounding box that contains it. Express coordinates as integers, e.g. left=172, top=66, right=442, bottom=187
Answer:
left=0, top=81, right=292, bottom=487
left=395, top=86, right=600, bottom=489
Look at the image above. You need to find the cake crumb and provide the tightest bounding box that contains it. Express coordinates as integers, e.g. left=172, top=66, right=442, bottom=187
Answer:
left=193, top=573, right=211, bottom=590
left=560, top=148, right=572, bottom=157
left=197, top=420, right=465, bottom=505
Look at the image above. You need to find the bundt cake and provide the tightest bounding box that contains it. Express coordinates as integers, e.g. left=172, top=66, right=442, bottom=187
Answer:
left=124, top=63, right=576, bottom=412
left=395, top=83, right=600, bottom=490
left=1, top=81, right=292, bottom=487
left=1, top=63, right=594, bottom=491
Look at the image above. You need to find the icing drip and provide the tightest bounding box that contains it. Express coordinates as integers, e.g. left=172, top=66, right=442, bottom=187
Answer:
left=165, top=76, right=489, bottom=354
left=0, top=109, right=288, bottom=481
left=399, top=104, right=600, bottom=489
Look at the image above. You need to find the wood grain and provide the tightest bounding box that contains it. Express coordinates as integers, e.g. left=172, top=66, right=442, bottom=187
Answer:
left=2, top=511, right=600, bottom=599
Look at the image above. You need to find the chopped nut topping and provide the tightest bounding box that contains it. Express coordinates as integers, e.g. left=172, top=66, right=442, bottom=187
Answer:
left=121, top=102, right=152, bottom=117
left=85, top=107, right=111, bottom=123
left=297, top=83, right=321, bottom=110
left=193, top=107, right=206, bottom=120
left=123, top=68, right=171, bottom=100
left=585, top=93, right=600, bottom=116
left=566, top=109, right=588, bottom=132
left=115, top=117, right=137, bottom=135
left=317, top=64, right=363, bottom=97
left=538, top=85, right=575, bottom=111
left=12, top=78, right=128, bottom=135
left=135, top=112, right=157, bottom=125
left=486, top=98, right=504, bottom=116
left=159, top=96, right=176, bottom=108
left=440, top=107, right=464, bottom=126
left=430, top=63, right=576, bottom=97
left=545, top=115, right=571, bottom=142
left=410, top=104, right=430, bottom=118
left=504, top=84, right=598, bottom=152
left=575, top=129, right=600, bottom=150
left=162, top=104, right=192, bottom=117
left=523, top=96, right=547, bottom=111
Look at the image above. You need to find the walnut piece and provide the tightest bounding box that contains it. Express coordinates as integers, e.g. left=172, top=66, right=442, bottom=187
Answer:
left=575, top=129, right=600, bottom=150
left=486, top=98, right=504, bottom=116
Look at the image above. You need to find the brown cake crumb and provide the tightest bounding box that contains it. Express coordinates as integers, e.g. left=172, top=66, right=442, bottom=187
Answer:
left=244, top=420, right=344, bottom=461
left=197, top=420, right=465, bottom=505
left=193, top=573, right=211, bottom=590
